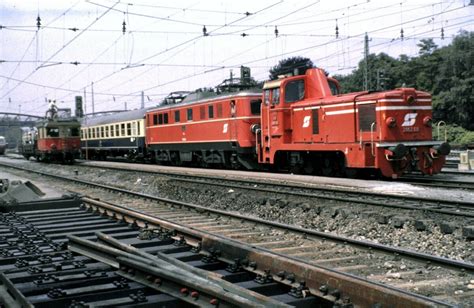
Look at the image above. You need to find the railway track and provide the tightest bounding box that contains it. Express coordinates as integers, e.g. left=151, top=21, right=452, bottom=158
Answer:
left=0, top=197, right=453, bottom=307
left=0, top=161, right=473, bottom=305
left=44, top=159, right=474, bottom=218
left=399, top=175, right=474, bottom=190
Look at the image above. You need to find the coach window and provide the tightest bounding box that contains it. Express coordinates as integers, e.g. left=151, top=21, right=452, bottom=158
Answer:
left=272, top=88, right=280, bottom=105
left=115, top=124, right=120, bottom=136
left=217, top=104, right=223, bottom=118
left=158, top=114, right=163, bottom=125
left=105, top=126, right=109, bottom=137
left=101, top=127, right=105, bottom=138
left=164, top=113, right=169, bottom=124
left=174, top=110, right=180, bottom=122
left=264, top=89, right=271, bottom=105
left=121, top=124, right=125, bottom=136
left=127, top=123, right=132, bottom=136
left=285, top=80, right=305, bottom=103
left=110, top=126, right=114, bottom=137
left=137, top=121, right=140, bottom=135
left=208, top=105, right=214, bottom=119
left=153, top=114, right=158, bottom=125
left=187, top=108, right=193, bottom=121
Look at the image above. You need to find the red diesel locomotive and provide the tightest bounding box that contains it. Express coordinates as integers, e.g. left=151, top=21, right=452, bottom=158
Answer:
left=144, top=68, right=449, bottom=178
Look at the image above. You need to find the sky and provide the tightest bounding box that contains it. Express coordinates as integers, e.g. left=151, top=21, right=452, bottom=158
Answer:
left=0, top=0, right=472, bottom=116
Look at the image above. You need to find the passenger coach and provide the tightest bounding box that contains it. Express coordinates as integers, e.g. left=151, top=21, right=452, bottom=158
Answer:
left=80, top=109, right=147, bottom=161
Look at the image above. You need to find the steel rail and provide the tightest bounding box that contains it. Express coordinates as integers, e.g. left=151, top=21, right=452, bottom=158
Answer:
left=80, top=197, right=453, bottom=307
left=1, top=161, right=473, bottom=272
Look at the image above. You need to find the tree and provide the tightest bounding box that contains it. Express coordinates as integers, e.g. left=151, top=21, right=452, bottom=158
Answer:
left=269, top=56, right=314, bottom=80
left=417, top=38, right=438, bottom=55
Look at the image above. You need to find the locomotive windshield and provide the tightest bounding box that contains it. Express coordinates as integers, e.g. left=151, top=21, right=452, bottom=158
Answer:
left=285, top=79, right=305, bottom=103
left=46, top=128, right=59, bottom=137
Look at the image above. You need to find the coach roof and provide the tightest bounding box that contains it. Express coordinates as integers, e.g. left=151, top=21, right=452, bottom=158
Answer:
left=81, top=108, right=148, bottom=127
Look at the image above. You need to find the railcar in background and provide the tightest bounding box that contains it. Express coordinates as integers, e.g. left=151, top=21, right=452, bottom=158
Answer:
left=19, top=106, right=81, bottom=163
left=80, top=109, right=148, bottom=161
left=0, top=136, right=7, bottom=155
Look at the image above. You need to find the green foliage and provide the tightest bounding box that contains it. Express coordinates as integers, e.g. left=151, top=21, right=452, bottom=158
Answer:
left=269, top=56, right=314, bottom=80
left=432, top=124, right=474, bottom=145
left=334, top=31, right=474, bottom=132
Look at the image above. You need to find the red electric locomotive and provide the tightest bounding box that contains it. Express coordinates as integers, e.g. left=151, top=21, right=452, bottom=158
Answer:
left=146, top=89, right=262, bottom=169
left=258, top=68, right=450, bottom=178
left=20, top=103, right=81, bottom=163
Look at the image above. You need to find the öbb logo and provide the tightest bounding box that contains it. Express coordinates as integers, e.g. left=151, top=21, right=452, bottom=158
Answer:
left=401, top=113, right=417, bottom=127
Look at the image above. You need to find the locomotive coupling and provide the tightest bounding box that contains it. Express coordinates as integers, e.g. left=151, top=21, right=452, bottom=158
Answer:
left=385, top=144, right=409, bottom=160
left=432, top=142, right=451, bottom=156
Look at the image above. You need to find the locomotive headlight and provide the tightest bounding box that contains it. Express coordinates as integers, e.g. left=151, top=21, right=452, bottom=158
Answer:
left=407, top=95, right=415, bottom=104
left=423, top=116, right=432, bottom=127
left=386, top=117, right=397, bottom=128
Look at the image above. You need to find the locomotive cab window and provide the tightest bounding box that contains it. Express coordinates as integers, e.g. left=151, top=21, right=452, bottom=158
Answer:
left=328, top=80, right=340, bottom=95
left=272, top=88, right=280, bottom=105
left=250, top=99, right=262, bottom=115
left=153, top=114, right=158, bottom=125
left=164, top=113, right=169, bottom=124
left=187, top=108, right=193, bottom=121
left=158, top=114, right=163, bottom=125
left=174, top=110, right=180, bottom=122
left=285, top=80, right=305, bottom=103
left=71, top=127, right=79, bottom=137
left=358, top=104, right=376, bottom=132
left=264, top=90, right=270, bottom=105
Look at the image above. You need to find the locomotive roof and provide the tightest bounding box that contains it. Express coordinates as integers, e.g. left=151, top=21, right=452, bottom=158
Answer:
left=81, top=108, right=148, bottom=126
left=147, top=88, right=261, bottom=113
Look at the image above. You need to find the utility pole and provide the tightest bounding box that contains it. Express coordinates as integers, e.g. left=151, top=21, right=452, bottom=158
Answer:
left=91, top=82, right=95, bottom=115
left=83, top=87, right=88, bottom=160
left=141, top=91, right=145, bottom=109
left=364, top=32, right=369, bottom=91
